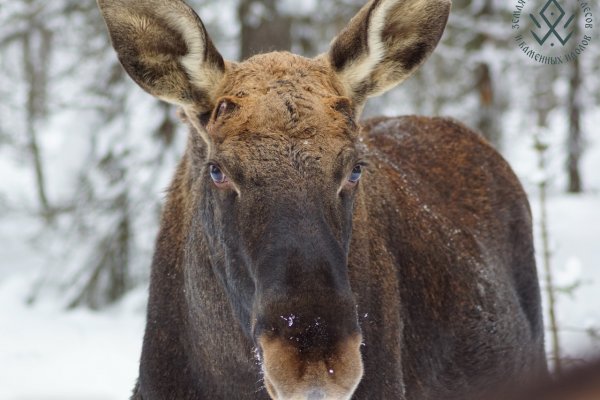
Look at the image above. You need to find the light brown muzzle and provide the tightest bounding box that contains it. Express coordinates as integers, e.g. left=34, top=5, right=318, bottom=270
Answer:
left=259, top=333, right=364, bottom=400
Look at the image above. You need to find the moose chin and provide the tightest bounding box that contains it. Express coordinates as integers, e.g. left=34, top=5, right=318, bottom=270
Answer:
left=97, top=0, right=547, bottom=398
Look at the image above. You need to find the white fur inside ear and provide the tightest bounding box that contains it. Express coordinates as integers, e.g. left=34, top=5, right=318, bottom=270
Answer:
left=161, top=5, right=223, bottom=97
left=337, top=0, right=398, bottom=94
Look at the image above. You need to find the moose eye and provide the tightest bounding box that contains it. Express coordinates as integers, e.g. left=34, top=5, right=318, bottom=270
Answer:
left=348, top=164, right=363, bottom=184
left=209, top=164, right=227, bottom=185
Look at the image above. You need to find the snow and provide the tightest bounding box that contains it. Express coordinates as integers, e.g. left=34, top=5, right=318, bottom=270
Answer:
left=0, top=276, right=145, bottom=400
left=532, top=194, right=600, bottom=360
left=0, top=216, right=146, bottom=400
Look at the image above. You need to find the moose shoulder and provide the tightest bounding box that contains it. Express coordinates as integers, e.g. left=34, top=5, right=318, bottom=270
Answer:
left=97, top=0, right=547, bottom=399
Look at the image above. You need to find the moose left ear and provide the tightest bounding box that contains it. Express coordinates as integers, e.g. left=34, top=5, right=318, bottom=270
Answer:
left=97, top=0, right=226, bottom=110
left=327, top=0, right=451, bottom=107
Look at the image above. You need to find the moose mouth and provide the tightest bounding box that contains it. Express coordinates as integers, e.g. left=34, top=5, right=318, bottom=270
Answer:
left=258, top=333, right=364, bottom=400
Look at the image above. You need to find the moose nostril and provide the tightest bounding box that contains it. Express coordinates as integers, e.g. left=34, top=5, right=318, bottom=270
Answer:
left=279, top=316, right=332, bottom=355
left=307, top=388, right=326, bottom=399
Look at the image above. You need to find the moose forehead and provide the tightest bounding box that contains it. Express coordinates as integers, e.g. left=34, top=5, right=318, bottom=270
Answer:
left=203, top=53, right=358, bottom=169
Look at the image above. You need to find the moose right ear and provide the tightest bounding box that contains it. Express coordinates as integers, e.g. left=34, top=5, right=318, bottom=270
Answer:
left=327, top=0, right=451, bottom=108
left=97, top=0, right=225, bottom=110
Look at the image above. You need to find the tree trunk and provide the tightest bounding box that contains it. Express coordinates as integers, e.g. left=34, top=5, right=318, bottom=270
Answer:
left=238, top=0, right=292, bottom=60
left=475, top=62, right=501, bottom=149
left=68, top=191, right=131, bottom=309
left=566, top=55, right=583, bottom=193
left=156, top=102, right=177, bottom=146
left=23, top=25, right=53, bottom=221
left=533, top=70, right=557, bottom=129
left=471, top=0, right=502, bottom=150
left=534, top=135, right=563, bottom=374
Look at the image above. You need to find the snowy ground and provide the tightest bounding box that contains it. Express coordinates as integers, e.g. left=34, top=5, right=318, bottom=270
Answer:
left=0, top=264, right=146, bottom=400
left=0, top=280, right=145, bottom=400
left=0, top=216, right=146, bottom=400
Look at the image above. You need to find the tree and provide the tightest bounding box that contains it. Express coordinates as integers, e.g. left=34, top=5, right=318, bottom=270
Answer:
left=566, top=50, right=583, bottom=193
left=238, top=0, right=291, bottom=60
left=1, top=1, right=54, bottom=220
left=470, top=0, right=503, bottom=150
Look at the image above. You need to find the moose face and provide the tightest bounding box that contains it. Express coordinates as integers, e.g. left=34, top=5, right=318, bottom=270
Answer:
left=193, top=54, right=365, bottom=399
left=97, top=0, right=450, bottom=398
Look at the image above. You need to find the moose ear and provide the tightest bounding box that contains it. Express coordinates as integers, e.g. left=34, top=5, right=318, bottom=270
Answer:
left=328, top=0, right=451, bottom=106
left=97, top=0, right=225, bottom=110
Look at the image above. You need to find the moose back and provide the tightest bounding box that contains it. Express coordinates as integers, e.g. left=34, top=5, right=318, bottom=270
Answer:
left=97, top=0, right=547, bottom=398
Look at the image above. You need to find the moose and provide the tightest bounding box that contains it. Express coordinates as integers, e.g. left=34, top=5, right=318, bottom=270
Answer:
left=97, top=0, right=547, bottom=398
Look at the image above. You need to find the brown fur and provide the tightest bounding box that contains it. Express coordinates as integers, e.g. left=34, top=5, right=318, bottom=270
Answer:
left=525, top=360, right=600, bottom=400
left=97, top=0, right=547, bottom=399
left=487, top=359, right=600, bottom=400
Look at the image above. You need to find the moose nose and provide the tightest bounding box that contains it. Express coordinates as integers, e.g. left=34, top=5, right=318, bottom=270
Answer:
left=254, top=293, right=363, bottom=400
left=258, top=331, right=363, bottom=400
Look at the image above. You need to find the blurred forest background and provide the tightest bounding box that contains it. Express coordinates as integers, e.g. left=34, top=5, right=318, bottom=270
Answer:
left=0, top=0, right=599, bottom=397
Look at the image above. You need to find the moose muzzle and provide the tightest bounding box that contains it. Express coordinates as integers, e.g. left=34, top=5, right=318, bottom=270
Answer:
left=255, top=288, right=363, bottom=400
